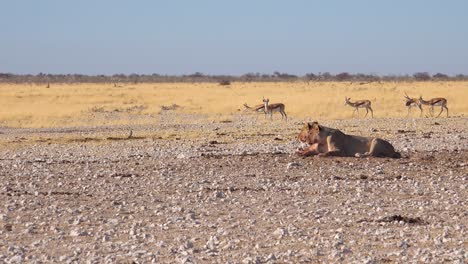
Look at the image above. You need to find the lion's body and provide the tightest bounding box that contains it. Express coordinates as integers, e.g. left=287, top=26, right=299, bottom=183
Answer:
left=297, top=122, right=401, bottom=158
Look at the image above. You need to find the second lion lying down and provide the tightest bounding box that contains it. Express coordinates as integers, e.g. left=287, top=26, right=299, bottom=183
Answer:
left=297, top=122, right=401, bottom=158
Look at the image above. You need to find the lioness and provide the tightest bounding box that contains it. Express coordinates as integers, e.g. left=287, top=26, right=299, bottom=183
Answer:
left=296, top=122, right=401, bottom=158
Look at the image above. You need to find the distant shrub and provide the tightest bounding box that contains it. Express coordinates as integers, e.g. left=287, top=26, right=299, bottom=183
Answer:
left=219, top=80, right=231, bottom=86
left=189, top=72, right=205, bottom=78
left=433, top=73, right=449, bottom=79
left=336, top=72, right=352, bottom=81
left=319, top=72, right=333, bottom=81
left=454, top=74, right=468, bottom=80
left=304, top=73, right=317, bottom=84
left=161, top=104, right=181, bottom=111
left=413, top=72, right=431, bottom=81
left=0, top=73, right=13, bottom=79
left=273, top=71, right=298, bottom=79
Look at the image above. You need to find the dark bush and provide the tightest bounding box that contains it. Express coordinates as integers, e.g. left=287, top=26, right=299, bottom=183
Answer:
left=433, top=73, right=449, bottom=79
left=413, top=72, right=431, bottom=81
left=219, top=80, right=231, bottom=86
left=336, top=72, right=352, bottom=81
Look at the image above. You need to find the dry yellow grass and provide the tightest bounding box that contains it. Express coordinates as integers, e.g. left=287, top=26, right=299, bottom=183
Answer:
left=0, top=81, right=467, bottom=128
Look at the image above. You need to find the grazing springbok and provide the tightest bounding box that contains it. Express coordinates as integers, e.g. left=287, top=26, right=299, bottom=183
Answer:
left=262, top=98, right=287, bottom=121
left=418, top=96, right=448, bottom=117
left=345, top=97, right=373, bottom=118
left=243, top=103, right=267, bottom=119
left=404, top=92, right=422, bottom=117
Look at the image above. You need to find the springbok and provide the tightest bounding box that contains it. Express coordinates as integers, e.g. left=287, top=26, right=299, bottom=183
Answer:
left=418, top=96, right=448, bottom=117
left=404, top=92, right=422, bottom=117
left=243, top=103, right=267, bottom=119
left=262, top=98, right=287, bottom=121
left=345, top=97, right=373, bottom=118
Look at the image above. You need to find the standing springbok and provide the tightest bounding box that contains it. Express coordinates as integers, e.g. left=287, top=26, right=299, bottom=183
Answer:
left=345, top=97, right=373, bottom=118
left=418, top=96, right=448, bottom=117
left=262, top=98, right=287, bottom=121
left=404, top=92, right=422, bottom=117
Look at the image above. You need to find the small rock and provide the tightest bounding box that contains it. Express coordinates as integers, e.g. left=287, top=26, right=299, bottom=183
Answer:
left=8, top=255, right=23, bottom=263
left=266, top=253, right=276, bottom=261
left=273, top=228, right=287, bottom=239
left=398, top=240, right=410, bottom=249
left=213, top=190, right=225, bottom=199
left=287, top=162, right=302, bottom=169
left=4, top=224, right=12, bottom=232
left=69, top=229, right=88, bottom=237
left=242, top=257, right=253, bottom=264
left=186, top=211, right=196, bottom=220
left=206, top=236, right=219, bottom=250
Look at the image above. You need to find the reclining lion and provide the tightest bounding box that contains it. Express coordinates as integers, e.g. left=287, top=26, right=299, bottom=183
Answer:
left=296, top=122, right=401, bottom=158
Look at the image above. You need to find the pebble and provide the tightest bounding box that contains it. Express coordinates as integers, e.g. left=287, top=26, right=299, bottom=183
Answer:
left=287, top=162, right=302, bottom=169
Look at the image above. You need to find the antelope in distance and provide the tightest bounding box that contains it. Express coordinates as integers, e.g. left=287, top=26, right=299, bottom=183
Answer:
left=344, top=97, right=373, bottom=118
left=262, top=98, right=287, bottom=121
left=404, top=92, right=422, bottom=117
left=418, top=96, right=448, bottom=117
left=243, top=103, right=267, bottom=119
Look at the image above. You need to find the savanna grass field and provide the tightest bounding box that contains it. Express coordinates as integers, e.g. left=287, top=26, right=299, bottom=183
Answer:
left=0, top=81, right=467, bottom=262
left=0, top=81, right=467, bottom=128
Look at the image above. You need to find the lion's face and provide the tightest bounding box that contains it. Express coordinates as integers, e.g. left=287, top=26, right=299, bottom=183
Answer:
left=298, top=122, right=321, bottom=144
left=297, top=123, right=310, bottom=143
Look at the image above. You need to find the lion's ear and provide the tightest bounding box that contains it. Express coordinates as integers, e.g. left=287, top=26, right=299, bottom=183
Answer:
left=311, top=122, right=320, bottom=131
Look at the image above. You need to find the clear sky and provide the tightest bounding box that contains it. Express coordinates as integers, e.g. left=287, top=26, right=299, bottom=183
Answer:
left=1, top=0, right=467, bottom=75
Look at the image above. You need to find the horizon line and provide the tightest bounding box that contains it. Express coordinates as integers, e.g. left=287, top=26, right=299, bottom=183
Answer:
left=1, top=71, right=467, bottom=77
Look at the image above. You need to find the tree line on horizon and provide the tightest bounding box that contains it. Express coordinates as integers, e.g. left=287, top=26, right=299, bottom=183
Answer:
left=0, top=71, right=466, bottom=85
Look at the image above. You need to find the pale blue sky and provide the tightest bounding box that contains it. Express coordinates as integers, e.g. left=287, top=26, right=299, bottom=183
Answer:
left=1, top=0, right=467, bottom=75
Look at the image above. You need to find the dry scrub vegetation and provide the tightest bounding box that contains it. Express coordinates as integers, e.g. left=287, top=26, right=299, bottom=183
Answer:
left=0, top=81, right=467, bottom=128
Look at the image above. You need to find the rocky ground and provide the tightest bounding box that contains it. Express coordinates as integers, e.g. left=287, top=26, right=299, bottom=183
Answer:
left=0, top=113, right=467, bottom=263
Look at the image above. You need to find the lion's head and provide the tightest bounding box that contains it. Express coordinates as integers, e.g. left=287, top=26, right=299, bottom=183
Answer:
left=298, top=122, right=311, bottom=143
left=298, top=122, right=321, bottom=144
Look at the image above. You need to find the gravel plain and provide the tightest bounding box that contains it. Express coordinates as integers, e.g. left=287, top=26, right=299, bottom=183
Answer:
left=0, top=113, right=467, bottom=263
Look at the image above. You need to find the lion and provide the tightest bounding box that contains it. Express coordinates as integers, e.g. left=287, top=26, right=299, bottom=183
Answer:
left=296, top=121, right=401, bottom=158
